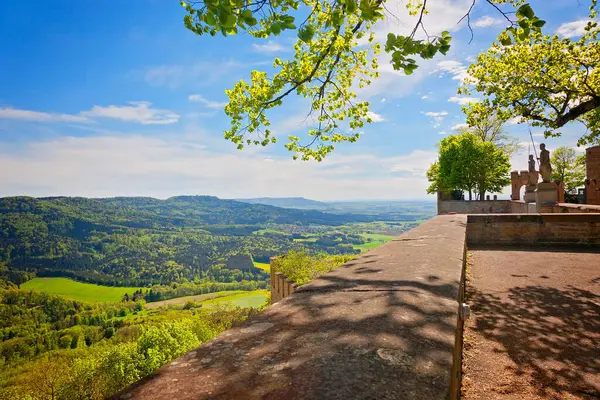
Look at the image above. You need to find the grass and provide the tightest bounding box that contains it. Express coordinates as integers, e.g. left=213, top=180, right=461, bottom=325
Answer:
left=145, top=290, right=247, bottom=309
left=353, top=233, right=395, bottom=252
left=253, top=228, right=286, bottom=235
left=253, top=262, right=271, bottom=272
left=201, top=290, right=268, bottom=308
left=21, top=278, right=141, bottom=303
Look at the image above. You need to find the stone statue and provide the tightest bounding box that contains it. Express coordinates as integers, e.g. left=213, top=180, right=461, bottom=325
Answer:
left=527, top=155, right=539, bottom=186
left=538, top=143, right=552, bottom=183
left=528, top=155, right=536, bottom=173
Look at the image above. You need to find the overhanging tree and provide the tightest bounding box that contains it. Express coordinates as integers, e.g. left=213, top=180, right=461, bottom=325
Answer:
left=462, top=1, right=600, bottom=146
left=427, top=132, right=511, bottom=200
left=180, top=0, right=546, bottom=160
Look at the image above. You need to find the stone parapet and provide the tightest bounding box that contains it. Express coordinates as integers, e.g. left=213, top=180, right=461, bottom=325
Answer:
left=466, top=213, right=600, bottom=247
left=437, top=200, right=512, bottom=215
left=117, top=215, right=469, bottom=400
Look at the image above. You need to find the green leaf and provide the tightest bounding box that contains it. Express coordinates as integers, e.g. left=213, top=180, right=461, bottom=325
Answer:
left=271, top=23, right=281, bottom=35
left=517, top=4, right=535, bottom=19
left=298, top=26, right=314, bottom=43
left=532, top=19, right=546, bottom=28
left=241, top=9, right=253, bottom=20
left=499, top=36, right=512, bottom=46
left=204, top=13, right=216, bottom=26
left=224, top=14, right=236, bottom=28
left=346, top=0, right=357, bottom=14
left=518, top=20, right=529, bottom=30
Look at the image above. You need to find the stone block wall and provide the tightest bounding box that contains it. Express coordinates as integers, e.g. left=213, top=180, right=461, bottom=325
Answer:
left=270, top=272, right=297, bottom=303
left=437, top=200, right=513, bottom=215
left=466, top=214, right=600, bottom=246
left=269, top=256, right=297, bottom=303
left=539, top=203, right=600, bottom=213
left=585, top=145, right=600, bottom=205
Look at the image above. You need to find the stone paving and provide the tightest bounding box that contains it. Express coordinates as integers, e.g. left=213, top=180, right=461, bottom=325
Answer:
left=463, top=248, right=600, bottom=399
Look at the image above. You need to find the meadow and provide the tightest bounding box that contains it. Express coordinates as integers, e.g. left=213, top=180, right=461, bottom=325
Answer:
left=353, top=233, right=395, bottom=252
left=145, top=290, right=247, bottom=309
left=201, top=290, right=268, bottom=308
left=20, top=277, right=141, bottom=303
left=253, top=262, right=271, bottom=271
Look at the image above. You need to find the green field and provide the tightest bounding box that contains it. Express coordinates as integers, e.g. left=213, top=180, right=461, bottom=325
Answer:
left=253, top=228, right=286, bottom=235
left=253, top=262, right=271, bottom=272
left=21, top=278, right=141, bottom=303
left=201, top=290, right=268, bottom=308
left=353, top=233, right=395, bottom=252
left=145, top=290, right=247, bottom=309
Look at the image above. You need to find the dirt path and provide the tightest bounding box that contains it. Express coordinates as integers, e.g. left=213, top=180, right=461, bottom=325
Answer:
left=463, top=248, right=600, bottom=400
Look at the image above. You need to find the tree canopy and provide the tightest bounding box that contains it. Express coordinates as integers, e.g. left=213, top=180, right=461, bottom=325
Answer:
left=427, top=132, right=511, bottom=200
left=180, top=0, right=546, bottom=160
left=462, top=0, right=600, bottom=146
left=551, top=146, right=586, bottom=193
left=461, top=102, right=520, bottom=157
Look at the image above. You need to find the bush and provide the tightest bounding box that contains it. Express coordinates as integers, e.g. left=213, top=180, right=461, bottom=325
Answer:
left=274, top=250, right=355, bottom=286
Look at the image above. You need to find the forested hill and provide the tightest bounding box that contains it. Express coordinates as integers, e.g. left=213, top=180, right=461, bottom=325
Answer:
left=235, top=197, right=329, bottom=209
left=0, top=196, right=373, bottom=286
left=97, top=195, right=373, bottom=225
left=0, top=195, right=373, bottom=229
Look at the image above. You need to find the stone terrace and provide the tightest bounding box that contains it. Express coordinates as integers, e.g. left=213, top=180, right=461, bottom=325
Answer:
left=118, top=215, right=468, bottom=400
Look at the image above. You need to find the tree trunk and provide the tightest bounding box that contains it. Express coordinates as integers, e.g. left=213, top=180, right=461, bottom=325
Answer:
left=468, top=190, right=472, bottom=201
left=479, top=190, right=485, bottom=200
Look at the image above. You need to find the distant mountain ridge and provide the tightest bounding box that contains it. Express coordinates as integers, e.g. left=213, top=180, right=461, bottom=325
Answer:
left=235, top=197, right=329, bottom=209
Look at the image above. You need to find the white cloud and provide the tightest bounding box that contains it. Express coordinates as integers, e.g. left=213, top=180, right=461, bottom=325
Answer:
left=436, top=60, right=469, bottom=82
left=421, top=95, right=429, bottom=100
left=556, top=20, right=593, bottom=38
left=0, top=107, right=91, bottom=123
left=0, top=135, right=436, bottom=200
left=472, top=16, right=503, bottom=28
left=381, top=98, right=386, bottom=103
left=80, top=102, right=179, bottom=125
left=389, top=150, right=438, bottom=178
left=448, top=96, right=480, bottom=105
left=439, top=131, right=448, bottom=135
left=424, top=111, right=448, bottom=117
left=452, top=123, right=469, bottom=130
left=188, top=94, right=227, bottom=109
left=367, top=111, right=385, bottom=122
left=252, top=40, right=285, bottom=53
left=136, top=60, right=252, bottom=89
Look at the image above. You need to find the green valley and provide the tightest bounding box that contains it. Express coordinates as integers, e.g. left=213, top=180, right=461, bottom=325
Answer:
left=0, top=195, right=433, bottom=399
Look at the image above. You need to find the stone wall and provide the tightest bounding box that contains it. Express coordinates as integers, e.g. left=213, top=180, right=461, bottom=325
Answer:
left=510, top=200, right=527, bottom=213
left=440, top=199, right=600, bottom=215
left=586, top=145, right=600, bottom=205
left=269, top=256, right=297, bottom=303
left=438, top=200, right=513, bottom=215
left=539, top=203, right=600, bottom=213
left=466, top=214, right=600, bottom=246
left=270, top=272, right=297, bottom=303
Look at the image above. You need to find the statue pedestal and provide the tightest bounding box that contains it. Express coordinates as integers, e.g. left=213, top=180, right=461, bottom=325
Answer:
left=524, top=184, right=537, bottom=203
left=535, top=182, right=558, bottom=211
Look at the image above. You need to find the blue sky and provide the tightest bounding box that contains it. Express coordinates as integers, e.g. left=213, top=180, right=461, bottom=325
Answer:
left=0, top=0, right=593, bottom=200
